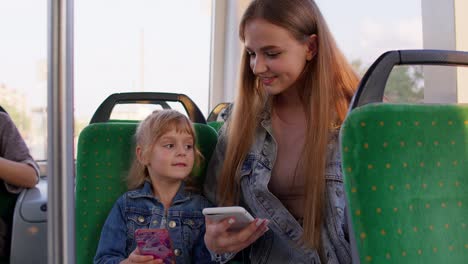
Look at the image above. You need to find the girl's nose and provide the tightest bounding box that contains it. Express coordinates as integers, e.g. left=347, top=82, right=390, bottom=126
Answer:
left=176, top=145, right=187, bottom=156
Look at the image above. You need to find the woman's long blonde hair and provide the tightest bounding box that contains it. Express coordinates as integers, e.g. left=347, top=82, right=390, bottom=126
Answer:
left=217, top=0, right=359, bottom=249
left=127, top=109, right=202, bottom=191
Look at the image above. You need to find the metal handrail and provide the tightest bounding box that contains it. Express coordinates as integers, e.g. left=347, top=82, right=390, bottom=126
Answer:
left=47, top=0, right=75, bottom=263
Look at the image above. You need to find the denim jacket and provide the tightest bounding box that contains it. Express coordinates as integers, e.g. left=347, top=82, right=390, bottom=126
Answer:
left=94, top=181, right=215, bottom=264
left=204, top=113, right=350, bottom=264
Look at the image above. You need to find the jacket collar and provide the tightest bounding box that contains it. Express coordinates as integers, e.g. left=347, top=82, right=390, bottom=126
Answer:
left=127, top=180, right=191, bottom=204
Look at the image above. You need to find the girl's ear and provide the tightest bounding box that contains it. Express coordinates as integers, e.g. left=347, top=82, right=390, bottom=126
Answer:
left=136, top=146, right=146, bottom=164
left=306, top=34, right=318, bottom=61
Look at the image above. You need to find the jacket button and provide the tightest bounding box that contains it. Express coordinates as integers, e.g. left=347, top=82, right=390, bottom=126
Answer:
left=152, top=220, right=159, bottom=225
left=169, top=221, right=176, bottom=228
left=174, top=248, right=181, bottom=256
left=137, top=216, right=145, bottom=223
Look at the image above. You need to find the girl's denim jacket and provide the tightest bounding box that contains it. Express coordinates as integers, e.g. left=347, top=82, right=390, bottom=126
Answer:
left=204, top=115, right=351, bottom=264
left=94, top=181, right=215, bottom=264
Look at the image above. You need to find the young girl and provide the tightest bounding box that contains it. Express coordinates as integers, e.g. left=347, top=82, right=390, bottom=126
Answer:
left=204, top=0, right=359, bottom=263
left=94, top=109, right=214, bottom=264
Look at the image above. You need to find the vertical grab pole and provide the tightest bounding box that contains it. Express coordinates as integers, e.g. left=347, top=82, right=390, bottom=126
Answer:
left=47, top=0, right=75, bottom=263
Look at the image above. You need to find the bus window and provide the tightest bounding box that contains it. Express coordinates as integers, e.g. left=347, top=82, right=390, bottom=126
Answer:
left=75, top=0, right=213, bottom=146
left=316, top=0, right=423, bottom=103
left=0, top=0, right=48, bottom=161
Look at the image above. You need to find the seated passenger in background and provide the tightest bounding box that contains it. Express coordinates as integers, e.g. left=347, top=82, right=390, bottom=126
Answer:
left=0, top=111, right=40, bottom=193
left=0, top=111, right=40, bottom=257
left=94, top=110, right=214, bottom=264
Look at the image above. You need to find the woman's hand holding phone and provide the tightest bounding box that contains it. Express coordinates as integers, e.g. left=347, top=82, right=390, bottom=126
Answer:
left=203, top=207, right=270, bottom=254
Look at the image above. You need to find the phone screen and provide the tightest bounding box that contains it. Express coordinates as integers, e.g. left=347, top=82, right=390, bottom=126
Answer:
left=134, top=228, right=176, bottom=264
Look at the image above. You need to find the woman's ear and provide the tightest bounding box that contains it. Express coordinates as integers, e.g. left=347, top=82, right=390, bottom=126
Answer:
left=136, top=146, right=146, bottom=164
left=306, top=34, right=318, bottom=61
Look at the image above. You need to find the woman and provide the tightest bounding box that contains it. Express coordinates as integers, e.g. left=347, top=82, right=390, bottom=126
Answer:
left=204, top=0, right=359, bottom=263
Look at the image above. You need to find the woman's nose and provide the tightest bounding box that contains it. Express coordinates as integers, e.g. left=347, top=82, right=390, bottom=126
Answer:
left=251, top=56, right=267, bottom=75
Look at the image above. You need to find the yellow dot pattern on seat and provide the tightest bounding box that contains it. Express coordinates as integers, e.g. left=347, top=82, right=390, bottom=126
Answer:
left=76, top=123, right=136, bottom=264
left=341, top=104, right=468, bottom=264
left=75, top=122, right=217, bottom=264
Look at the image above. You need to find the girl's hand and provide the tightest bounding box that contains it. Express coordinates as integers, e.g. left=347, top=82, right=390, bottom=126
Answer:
left=120, top=248, right=164, bottom=264
left=204, top=217, right=269, bottom=254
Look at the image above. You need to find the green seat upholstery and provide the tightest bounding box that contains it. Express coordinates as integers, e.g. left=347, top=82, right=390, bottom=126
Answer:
left=207, top=121, right=224, bottom=133
left=341, top=103, right=468, bottom=263
left=75, top=122, right=218, bottom=264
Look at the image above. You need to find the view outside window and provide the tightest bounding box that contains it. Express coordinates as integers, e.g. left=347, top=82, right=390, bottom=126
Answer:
left=75, top=0, right=213, bottom=145
left=0, top=0, right=47, bottom=160
left=316, top=0, right=423, bottom=103
left=0, top=0, right=212, bottom=161
left=0, top=0, right=422, bottom=162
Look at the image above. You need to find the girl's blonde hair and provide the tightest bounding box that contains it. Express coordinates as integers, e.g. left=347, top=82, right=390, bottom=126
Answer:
left=127, top=109, right=202, bottom=191
left=218, top=0, right=359, bottom=249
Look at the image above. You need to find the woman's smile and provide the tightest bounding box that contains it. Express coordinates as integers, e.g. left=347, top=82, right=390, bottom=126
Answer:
left=259, top=76, right=276, bottom=85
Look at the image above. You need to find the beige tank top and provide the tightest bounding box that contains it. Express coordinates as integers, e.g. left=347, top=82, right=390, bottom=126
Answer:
left=268, top=110, right=306, bottom=220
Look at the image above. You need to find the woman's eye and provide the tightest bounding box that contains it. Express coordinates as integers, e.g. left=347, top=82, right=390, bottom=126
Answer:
left=266, top=52, right=280, bottom=57
left=246, top=50, right=255, bottom=57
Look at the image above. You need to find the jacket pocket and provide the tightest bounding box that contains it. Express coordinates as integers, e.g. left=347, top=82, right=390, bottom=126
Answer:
left=181, top=217, right=204, bottom=247
left=126, top=211, right=152, bottom=238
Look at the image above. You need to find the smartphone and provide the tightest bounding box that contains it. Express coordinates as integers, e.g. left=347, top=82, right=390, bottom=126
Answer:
left=134, top=228, right=176, bottom=264
left=202, top=206, right=254, bottom=231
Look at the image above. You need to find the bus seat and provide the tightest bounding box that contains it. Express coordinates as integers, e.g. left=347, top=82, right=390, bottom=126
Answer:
left=341, top=103, right=468, bottom=263
left=207, top=102, right=231, bottom=133
left=207, top=121, right=224, bottom=133
left=207, top=102, right=231, bottom=123
left=75, top=122, right=218, bottom=264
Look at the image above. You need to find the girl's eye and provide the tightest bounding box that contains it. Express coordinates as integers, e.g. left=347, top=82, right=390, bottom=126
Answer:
left=185, top=144, right=193, bottom=150
left=164, top=144, right=175, bottom=149
left=246, top=50, right=255, bottom=57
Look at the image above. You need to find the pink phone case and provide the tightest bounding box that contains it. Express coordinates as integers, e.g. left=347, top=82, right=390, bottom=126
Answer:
left=134, top=228, right=176, bottom=264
